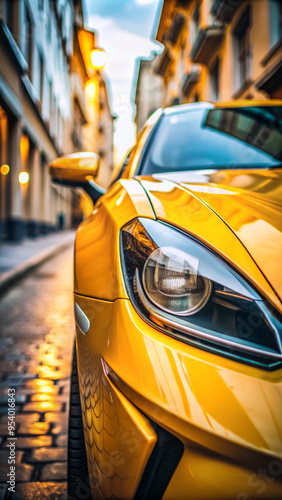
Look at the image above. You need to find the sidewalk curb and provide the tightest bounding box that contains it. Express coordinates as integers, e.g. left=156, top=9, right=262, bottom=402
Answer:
left=0, top=234, right=74, bottom=295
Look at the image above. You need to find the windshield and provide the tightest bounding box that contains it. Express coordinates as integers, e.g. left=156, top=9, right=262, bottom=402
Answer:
left=140, top=106, right=282, bottom=175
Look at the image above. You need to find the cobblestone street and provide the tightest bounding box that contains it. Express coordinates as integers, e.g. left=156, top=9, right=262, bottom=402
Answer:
left=0, top=247, right=74, bottom=500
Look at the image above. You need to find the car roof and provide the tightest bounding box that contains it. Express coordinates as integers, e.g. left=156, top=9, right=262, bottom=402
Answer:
left=163, top=99, right=282, bottom=116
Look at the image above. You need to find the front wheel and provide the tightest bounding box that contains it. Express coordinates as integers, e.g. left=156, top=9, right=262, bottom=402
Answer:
left=68, top=341, right=91, bottom=499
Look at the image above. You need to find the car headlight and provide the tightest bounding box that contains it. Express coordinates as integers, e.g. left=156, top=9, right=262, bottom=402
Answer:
left=143, top=247, right=212, bottom=315
left=121, top=218, right=282, bottom=370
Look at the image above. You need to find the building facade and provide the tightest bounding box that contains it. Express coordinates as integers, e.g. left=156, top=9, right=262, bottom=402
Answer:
left=73, top=29, right=115, bottom=189
left=0, top=0, right=114, bottom=242
left=134, top=56, right=164, bottom=133
left=153, top=0, right=282, bottom=106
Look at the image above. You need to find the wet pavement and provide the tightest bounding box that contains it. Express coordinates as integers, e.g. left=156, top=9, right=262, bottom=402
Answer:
left=0, top=231, right=74, bottom=274
left=0, top=246, right=75, bottom=499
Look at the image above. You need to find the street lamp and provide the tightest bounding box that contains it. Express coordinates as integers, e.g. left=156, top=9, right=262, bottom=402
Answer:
left=91, top=48, right=106, bottom=71
left=0, top=165, right=9, bottom=175
left=19, top=172, right=29, bottom=184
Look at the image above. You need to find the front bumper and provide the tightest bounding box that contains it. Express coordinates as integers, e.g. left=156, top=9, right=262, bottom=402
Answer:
left=75, top=294, right=282, bottom=499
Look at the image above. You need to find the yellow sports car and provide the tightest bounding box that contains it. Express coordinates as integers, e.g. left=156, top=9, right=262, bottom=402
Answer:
left=50, top=101, right=282, bottom=500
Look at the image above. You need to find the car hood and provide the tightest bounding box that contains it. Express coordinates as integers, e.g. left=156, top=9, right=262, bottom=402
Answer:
left=139, top=168, right=282, bottom=310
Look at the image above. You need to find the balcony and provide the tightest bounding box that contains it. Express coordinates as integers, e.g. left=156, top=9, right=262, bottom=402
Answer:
left=211, top=0, right=245, bottom=23
left=256, top=59, right=282, bottom=97
left=191, top=25, right=225, bottom=65
left=182, top=67, right=200, bottom=96
left=163, top=13, right=186, bottom=45
left=154, top=47, right=173, bottom=76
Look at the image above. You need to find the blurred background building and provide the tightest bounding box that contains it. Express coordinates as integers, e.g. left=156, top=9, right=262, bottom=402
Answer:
left=83, top=64, right=115, bottom=189
left=0, top=0, right=113, bottom=242
left=134, top=55, right=164, bottom=134
left=135, top=0, right=281, bottom=126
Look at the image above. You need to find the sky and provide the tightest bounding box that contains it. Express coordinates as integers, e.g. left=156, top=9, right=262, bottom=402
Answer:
left=85, top=0, right=163, bottom=164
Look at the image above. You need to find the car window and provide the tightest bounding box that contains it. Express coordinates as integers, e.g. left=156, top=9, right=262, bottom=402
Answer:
left=140, top=106, right=282, bottom=175
left=120, top=109, right=163, bottom=179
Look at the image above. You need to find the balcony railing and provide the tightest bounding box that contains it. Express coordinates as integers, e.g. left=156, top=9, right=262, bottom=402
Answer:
left=191, top=25, right=225, bottom=65
left=154, top=47, right=173, bottom=76
left=211, top=0, right=245, bottom=23
left=256, top=59, right=282, bottom=96
left=182, top=67, right=200, bottom=96
left=163, top=13, right=186, bottom=45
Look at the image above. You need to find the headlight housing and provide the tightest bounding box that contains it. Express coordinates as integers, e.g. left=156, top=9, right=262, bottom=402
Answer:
left=143, top=247, right=212, bottom=315
left=121, top=218, right=282, bottom=370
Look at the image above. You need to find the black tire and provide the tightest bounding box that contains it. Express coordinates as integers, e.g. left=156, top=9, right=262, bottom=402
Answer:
left=68, top=341, right=91, bottom=500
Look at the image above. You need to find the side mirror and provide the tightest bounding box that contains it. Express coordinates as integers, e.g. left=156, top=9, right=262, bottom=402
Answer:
left=49, top=152, right=106, bottom=202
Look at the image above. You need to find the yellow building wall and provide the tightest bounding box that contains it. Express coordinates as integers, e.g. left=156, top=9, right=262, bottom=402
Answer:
left=155, top=0, right=281, bottom=106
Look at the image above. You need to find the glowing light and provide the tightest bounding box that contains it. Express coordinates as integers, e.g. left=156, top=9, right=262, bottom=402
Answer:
left=30, top=393, right=54, bottom=402
left=19, top=171, right=29, bottom=184
left=27, top=379, right=53, bottom=388
left=20, top=135, right=29, bottom=163
left=36, top=401, right=58, bottom=411
left=91, top=49, right=107, bottom=70
left=85, top=81, right=98, bottom=101
left=0, top=164, right=9, bottom=175
left=37, top=385, right=57, bottom=394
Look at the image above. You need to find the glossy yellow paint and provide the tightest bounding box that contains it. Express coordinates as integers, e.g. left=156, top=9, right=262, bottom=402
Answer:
left=75, top=294, right=282, bottom=499
left=79, top=190, right=95, bottom=217
left=213, top=99, right=282, bottom=108
left=164, top=446, right=282, bottom=500
left=74, top=178, right=154, bottom=299
left=49, top=152, right=99, bottom=184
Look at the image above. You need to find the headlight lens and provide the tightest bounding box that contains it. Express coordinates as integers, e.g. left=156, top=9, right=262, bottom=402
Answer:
left=143, top=247, right=212, bottom=315
left=121, top=218, right=282, bottom=370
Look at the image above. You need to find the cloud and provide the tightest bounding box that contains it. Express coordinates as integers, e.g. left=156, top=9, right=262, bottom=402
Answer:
left=86, top=0, right=160, bottom=38
left=88, top=15, right=160, bottom=107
